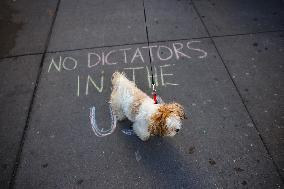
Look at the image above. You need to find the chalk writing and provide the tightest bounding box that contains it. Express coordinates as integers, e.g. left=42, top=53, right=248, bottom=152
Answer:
left=142, top=45, right=157, bottom=61
left=85, top=72, right=104, bottom=95
left=123, top=64, right=178, bottom=87
left=48, top=56, right=78, bottom=72
left=47, top=41, right=208, bottom=96
left=131, top=48, right=145, bottom=63
left=173, top=42, right=191, bottom=60
left=119, top=48, right=131, bottom=63
left=90, top=94, right=164, bottom=137
left=105, top=50, right=118, bottom=65
left=160, top=64, right=179, bottom=86
left=76, top=64, right=179, bottom=96
left=187, top=41, right=207, bottom=58
left=121, top=129, right=135, bottom=136
left=146, top=66, right=159, bottom=87
left=157, top=45, right=173, bottom=61
left=124, top=67, right=144, bottom=84
left=88, top=52, right=101, bottom=68
left=89, top=105, right=117, bottom=137
left=135, top=150, right=142, bottom=162
left=48, top=40, right=208, bottom=73
left=77, top=76, right=80, bottom=97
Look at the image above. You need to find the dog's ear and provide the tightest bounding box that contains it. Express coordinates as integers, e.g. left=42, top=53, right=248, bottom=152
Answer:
left=149, top=106, right=170, bottom=137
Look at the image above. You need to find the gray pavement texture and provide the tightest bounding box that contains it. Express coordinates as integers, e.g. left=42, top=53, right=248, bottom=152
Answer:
left=0, top=0, right=283, bottom=189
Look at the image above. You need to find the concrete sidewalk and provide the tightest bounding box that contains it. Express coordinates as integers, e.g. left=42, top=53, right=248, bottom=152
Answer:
left=0, top=0, right=283, bottom=188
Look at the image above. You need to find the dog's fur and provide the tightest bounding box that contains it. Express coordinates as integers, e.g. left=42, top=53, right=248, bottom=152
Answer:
left=110, top=72, right=186, bottom=141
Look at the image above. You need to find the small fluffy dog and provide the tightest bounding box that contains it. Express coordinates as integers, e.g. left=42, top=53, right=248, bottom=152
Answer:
left=110, top=72, right=186, bottom=141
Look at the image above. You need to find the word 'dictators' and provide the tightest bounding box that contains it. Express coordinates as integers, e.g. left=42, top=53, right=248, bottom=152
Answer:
left=87, top=41, right=207, bottom=67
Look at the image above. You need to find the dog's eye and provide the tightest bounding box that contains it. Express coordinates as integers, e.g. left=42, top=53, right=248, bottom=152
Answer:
left=175, top=129, right=180, bottom=132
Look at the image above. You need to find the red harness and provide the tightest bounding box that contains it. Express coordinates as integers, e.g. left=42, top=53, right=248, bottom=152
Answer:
left=152, top=84, right=158, bottom=104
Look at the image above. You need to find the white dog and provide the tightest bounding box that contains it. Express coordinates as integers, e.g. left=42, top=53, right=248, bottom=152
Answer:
left=110, top=72, right=186, bottom=141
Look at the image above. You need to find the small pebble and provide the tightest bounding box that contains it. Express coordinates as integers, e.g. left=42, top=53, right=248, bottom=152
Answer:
left=247, top=123, right=254, bottom=127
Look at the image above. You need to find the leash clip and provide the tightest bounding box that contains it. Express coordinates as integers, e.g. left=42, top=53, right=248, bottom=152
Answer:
left=152, top=84, right=157, bottom=104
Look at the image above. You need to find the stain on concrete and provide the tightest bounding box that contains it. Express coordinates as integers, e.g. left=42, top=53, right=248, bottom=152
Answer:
left=234, top=167, right=244, bottom=172
left=0, top=0, right=23, bottom=57
left=208, top=158, right=216, bottom=165
left=47, top=8, right=54, bottom=17
left=188, top=146, right=195, bottom=154
left=42, top=163, right=48, bottom=168
left=76, top=179, right=84, bottom=185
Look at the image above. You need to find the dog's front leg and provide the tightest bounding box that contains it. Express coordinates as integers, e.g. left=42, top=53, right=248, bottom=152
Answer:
left=133, top=120, right=150, bottom=141
left=110, top=97, right=126, bottom=121
left=113, top=109, right=126, bottom=121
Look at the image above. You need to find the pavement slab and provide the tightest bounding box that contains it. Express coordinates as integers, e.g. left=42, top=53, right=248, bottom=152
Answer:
left=144, top=0, right=208, bottom=42
left=0, top=55, right=42, bottom=188
left=0, top=0, right=58, bottom=58
left=13, top=40, right=283, bottom=188
left=193, top=0, right=284, bottom=36
left=48, top=0, right=147, bottom=52
left=214, top=32, right=284, bottom=178
left=147, top=39, right=283, bottom=188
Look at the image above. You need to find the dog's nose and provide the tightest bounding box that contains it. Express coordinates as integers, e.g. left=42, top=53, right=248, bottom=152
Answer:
left=175, top=129, right=180, bottom=132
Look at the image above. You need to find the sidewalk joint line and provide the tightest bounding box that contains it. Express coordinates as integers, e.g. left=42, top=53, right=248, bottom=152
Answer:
left=211, top=29, right=284, bottom=38
left=0, top=52, right=44, bottom=60
left=142, top=0, right=155, bottom=83
left=191, top=0, right=284, bottom=182
left=1, top=30, right=283, bottom=60
left=8, top=0, right=62, bottom=188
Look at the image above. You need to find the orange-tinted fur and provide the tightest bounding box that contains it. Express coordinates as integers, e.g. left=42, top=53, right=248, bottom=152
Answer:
left=148, top=103, right=186, bottom=136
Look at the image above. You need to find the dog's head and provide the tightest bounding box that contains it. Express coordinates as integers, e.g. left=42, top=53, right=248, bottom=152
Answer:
left=149, top=102, right=186, bottom=137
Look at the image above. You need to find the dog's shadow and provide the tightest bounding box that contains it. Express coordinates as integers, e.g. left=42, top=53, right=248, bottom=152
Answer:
left=117, top=120, right=200, bottom=189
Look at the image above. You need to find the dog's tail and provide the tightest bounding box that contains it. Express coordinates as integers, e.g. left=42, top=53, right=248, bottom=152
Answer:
left=111, top=71, right=126, bottom=86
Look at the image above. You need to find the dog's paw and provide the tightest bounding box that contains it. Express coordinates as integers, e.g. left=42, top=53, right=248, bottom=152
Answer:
left=138, top=135, right=150, bottom=141
left=116, top=114, right=127, bottom=121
